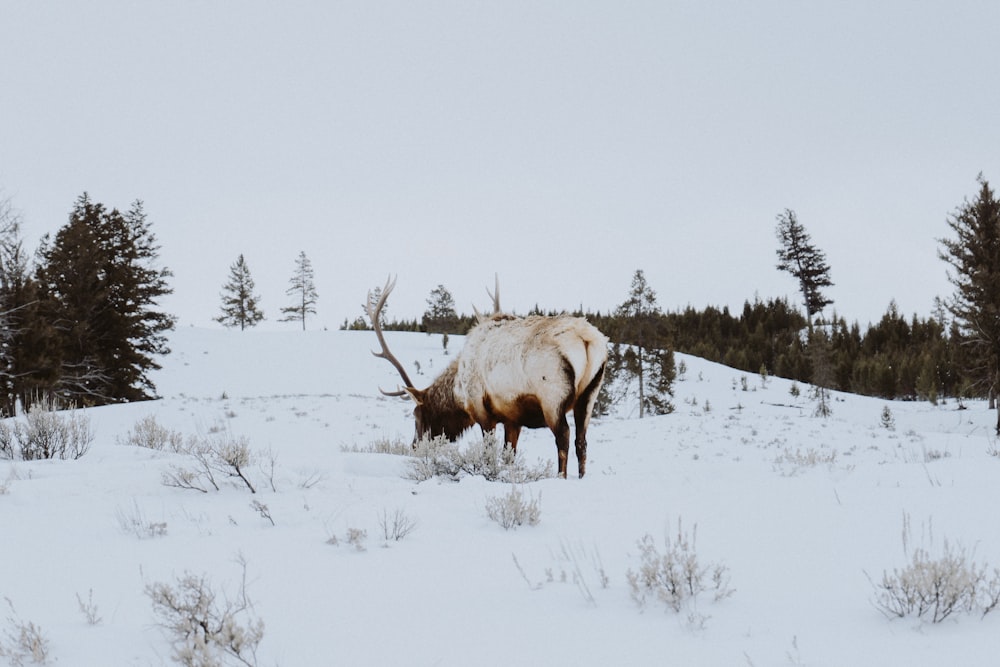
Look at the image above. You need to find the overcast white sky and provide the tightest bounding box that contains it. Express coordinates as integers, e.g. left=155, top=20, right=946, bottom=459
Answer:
left=2, top=1, right=999, bottom=330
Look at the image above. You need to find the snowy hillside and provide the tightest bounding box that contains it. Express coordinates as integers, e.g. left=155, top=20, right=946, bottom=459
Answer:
left=2, top=327, right=1000, bottom=665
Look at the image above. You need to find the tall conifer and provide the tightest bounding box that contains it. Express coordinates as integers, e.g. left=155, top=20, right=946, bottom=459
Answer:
left=775, top=209, right=834, bottom=333
left=35, top=194, right=175, bottom=405
left=216, top=255, right=265, bottom=330
left=280, top=251, right=318, bottom=330
left=614, top=269, right=675, bottom=417
left=939, top=175, right=1000, bottom=430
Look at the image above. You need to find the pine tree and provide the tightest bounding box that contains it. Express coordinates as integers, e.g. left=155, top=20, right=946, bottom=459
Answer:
left=108, top=201, right=176, bottom=398
left=422, top=284, right=459, bottom=334
left=0, top=195, right=45, bottom=414
left=365, top=285, right=386, bottom=329
left=775, top=209, right=834, bottom=333
left=2, top=213, right=56, bottom=412
left=938, top=174, right=1000, bottom=431
left=216, top=254, right=265, bottom=330
left=280, top=251, right=318, bottom=331
left=808, top=330, right=835, bottom=417
left=0, top=196, right=21, bottom=401
left=615, top=269, right=675, bottom=417
left=35, top=194, right=175, bottom=405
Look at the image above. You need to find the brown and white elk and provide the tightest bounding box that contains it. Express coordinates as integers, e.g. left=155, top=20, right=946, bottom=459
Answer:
left=367, top=276, right=609, bottom=478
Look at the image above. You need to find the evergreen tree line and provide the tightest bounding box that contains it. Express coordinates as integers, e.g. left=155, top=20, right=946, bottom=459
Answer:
left=365, top=175, right=1000, bottom=409
left=591, top=298, right=960, bottom=402
left=3, top=175, right=995, bottom=421
left=0, top=193, right=174, bottom=415
left=349, top=275, right=961, bottom=404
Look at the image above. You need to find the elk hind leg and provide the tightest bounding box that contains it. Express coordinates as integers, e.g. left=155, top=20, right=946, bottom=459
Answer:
left=573, top=362, right=606, bottom=478
left=573, top=410, right=588, bottom=479
left=551, top=415, right=571, bottom=479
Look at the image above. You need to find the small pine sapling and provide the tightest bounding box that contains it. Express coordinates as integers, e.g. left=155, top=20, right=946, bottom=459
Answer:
left=880, top=405, right=896, bottom=431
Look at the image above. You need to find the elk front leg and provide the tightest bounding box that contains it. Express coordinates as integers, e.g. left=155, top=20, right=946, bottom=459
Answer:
left=502, top=422, right=522, bottom=452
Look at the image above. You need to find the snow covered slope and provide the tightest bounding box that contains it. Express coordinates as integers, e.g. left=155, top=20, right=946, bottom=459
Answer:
left=2, top=327, right=999, bottom=665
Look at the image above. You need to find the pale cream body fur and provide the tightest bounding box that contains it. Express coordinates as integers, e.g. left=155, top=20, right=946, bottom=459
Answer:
left=454, top=315, right=609, bottom=437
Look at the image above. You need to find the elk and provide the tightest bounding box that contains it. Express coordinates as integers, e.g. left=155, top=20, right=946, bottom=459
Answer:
left=367, top=276, right=608, bottom=478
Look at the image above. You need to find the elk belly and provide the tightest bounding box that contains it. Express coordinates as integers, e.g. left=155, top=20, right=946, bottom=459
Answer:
left=511, top=394, right=548, bottom=429
left=484, top=393, right=547, bottom=430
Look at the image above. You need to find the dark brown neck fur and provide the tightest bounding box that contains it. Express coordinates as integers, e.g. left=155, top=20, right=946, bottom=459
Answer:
left=423, top=359, right=474, bottom=440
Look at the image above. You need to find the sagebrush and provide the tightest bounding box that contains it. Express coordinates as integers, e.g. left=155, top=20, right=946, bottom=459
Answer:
left=626, top=519, right=734, bottom=615
left=0, top=401, right=93, bottom=461
left=146, top=559, right=264, bottom=666
left=0, top=597, right=50, bottom=666
left=118, top=415, right=185, bottom=452
left=378, top=508, right=417, bottom=543
left=870, top=515, right=1000, bottom=622
left=161, top=432, right=260, bottom=494
left=485, top=485, right=541, bottom=530
left=405, top=432, right=553, bottom=483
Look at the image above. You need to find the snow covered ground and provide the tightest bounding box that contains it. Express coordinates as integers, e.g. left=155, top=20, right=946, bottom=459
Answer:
left=3, top=327, right=1000, bottom=665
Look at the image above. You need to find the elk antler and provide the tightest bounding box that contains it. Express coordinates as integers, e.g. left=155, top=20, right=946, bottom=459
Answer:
left=474, top=273, right=502, bottom=323
left=486, top=273, right=501, bottom=315
left=367, top=275, right=416, bottom=397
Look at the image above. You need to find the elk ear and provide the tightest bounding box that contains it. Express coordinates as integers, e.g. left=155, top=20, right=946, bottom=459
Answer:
left=404, top=387, right=425, bottom=405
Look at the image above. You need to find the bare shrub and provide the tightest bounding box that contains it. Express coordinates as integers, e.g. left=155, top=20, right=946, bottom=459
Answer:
left=250, top=500, right=274, bottom=527
left=146, top=558, right=264, bottom=666
left=378, top=508, right=417, bottom=543
left=162, top=463, right=215, bottom=494
left=458, top=434, right=505, bottom=479
left=214, top=437, right=257, bottom=493
left=460, top=432, right=553, bottom=483
left=259, top=447, right=278, bottom=493
left=0, top=597, right=49, bottom=665
left=118, top=415, right=185, bottom=452
left=0, top=424, right=13, bottom=460
left=76, top=589, right=102, bottom=626
left=870, top=514, right=1000, bottom=622
left=772, top=447, right=838, bottom=475
left=0, top=466, right=16, bottom=495
left=328, top=527, right=368, bottom=552
left=341, top=437, right=412, bottom=455
left=346, top=527, right=367, bottom=551
left=513, top=541, right=609, bottom=605
left=405, top=435, right=462, bottom=481
left=486, top=485, right=541, bottom=530
left=626, top=519, right=734, bottom=614
left=0, top=402, right=93, bottom=461
left=405, top=433, right=554, bottom=483
left=162, top=434, right=260, bottom=494
left=922, top=446, right=950, bottom=463
left=162, top=439, right=219, bottom=493
left=326, top=526, right=368, bottom=552
left=115, top=500, right=168, bottom=539
left=296, top=470, right=325, bottom=490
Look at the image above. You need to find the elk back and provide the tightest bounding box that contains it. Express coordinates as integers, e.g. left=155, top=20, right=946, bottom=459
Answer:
left=454, top=315, right=609, bottom=429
